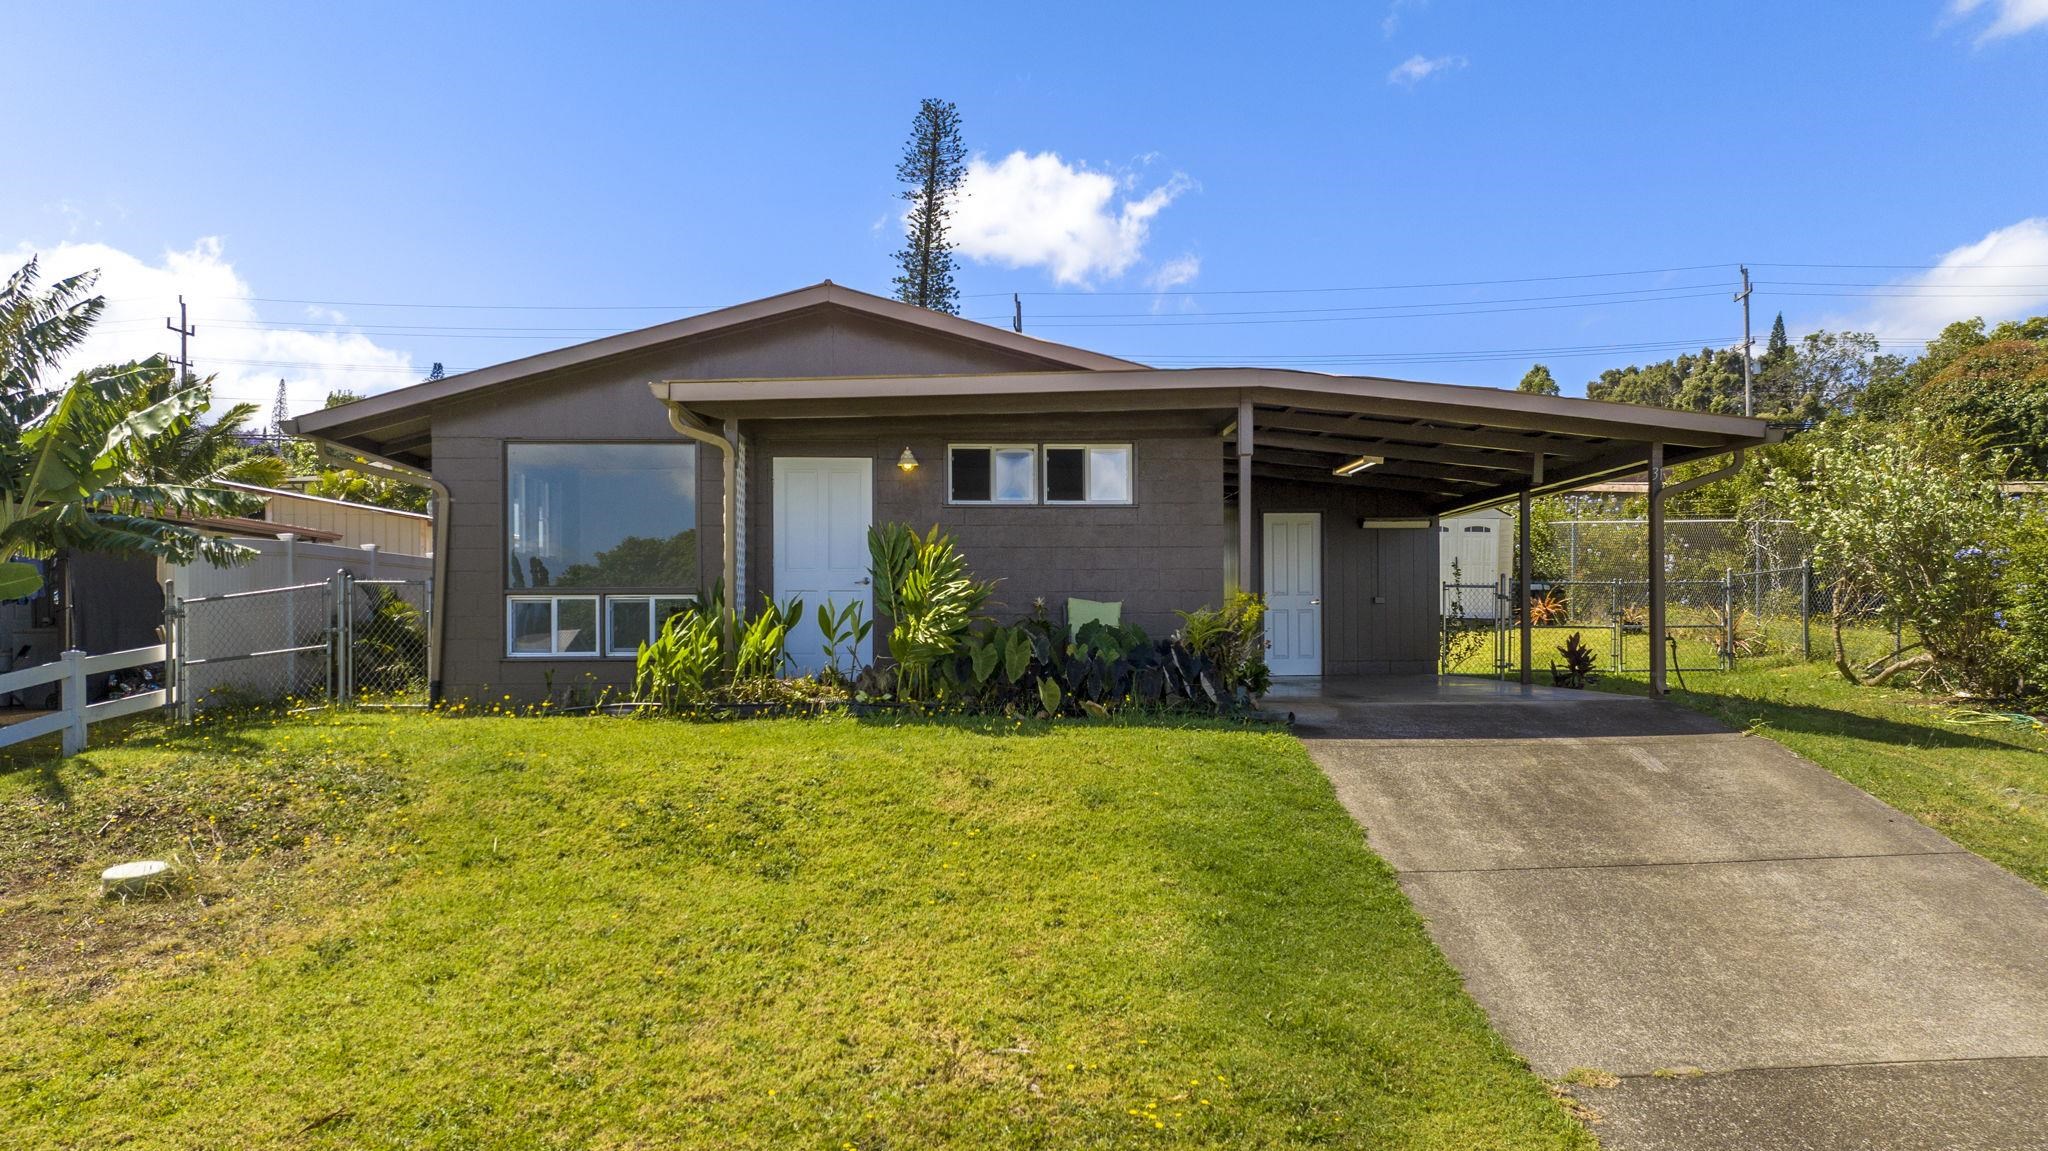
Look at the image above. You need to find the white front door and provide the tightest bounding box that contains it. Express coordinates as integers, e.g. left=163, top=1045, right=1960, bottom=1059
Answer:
left=773, top=457, right=873, bottom=675
left=1263, top=512, right=1322, bottom=677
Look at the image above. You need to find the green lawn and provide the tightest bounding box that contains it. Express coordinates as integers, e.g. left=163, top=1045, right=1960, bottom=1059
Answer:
left=0, top=712, right=1589, bottom=1150
left=1595, top=659, right=2048, bottom=889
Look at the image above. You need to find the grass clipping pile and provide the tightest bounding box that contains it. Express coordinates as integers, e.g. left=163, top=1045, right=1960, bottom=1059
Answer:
left=0, top=715, right=404, bottom=1002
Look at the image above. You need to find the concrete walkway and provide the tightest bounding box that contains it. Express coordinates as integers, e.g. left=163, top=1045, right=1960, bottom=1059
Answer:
left=1284, top=679, right=2048, bottom=1150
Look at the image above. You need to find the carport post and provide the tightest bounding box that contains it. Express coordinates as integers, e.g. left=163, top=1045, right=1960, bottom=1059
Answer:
left=1518, top=454, right=1541, bottom=687
left=1236, top=396, right=1255, bottom=595
left=1647, top=441, right=1667, bottom=697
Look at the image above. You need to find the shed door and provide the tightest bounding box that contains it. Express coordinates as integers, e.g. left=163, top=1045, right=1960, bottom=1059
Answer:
left=773, top=457, right=873, bottom=675
left=1263, top=512, right=1322, bottom=677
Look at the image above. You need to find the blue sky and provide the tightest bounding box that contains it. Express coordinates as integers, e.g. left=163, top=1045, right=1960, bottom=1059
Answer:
left=10, top=1, right=2047, bottom=412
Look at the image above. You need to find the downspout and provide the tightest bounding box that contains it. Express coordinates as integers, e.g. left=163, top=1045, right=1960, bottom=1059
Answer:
left=661, top=400, right=739, bottom=654
left=309, top=438, right=450, bottom=702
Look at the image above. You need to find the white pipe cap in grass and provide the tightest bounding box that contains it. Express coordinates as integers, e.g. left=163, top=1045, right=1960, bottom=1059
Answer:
left=100, top=860, right=170, bottom=896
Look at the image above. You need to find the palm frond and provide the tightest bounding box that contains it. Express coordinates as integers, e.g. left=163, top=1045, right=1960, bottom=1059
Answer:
left=1, top=258, right=105, bottom=395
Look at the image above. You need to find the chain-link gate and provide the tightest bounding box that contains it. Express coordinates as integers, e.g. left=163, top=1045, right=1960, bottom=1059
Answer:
left=169, top=570, right=430, bottom=715
left=343, top=577, right=431, bottom=707
left=1442, top=566, right=1827, bottom=681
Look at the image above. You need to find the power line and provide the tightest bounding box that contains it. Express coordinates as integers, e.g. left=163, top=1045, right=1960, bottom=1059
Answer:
left=969, top=263, right=1741, bottom=297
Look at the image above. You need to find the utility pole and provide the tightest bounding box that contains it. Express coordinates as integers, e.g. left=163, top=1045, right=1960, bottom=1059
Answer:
left=1012, top=292, right=1023, bottom=334
left=1733, top=266, right=1753, bottom=417
left=165, top=294, right=196, bottom=382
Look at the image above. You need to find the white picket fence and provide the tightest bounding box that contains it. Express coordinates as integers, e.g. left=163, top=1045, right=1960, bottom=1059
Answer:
left=0, top=644, right=169, bottom=756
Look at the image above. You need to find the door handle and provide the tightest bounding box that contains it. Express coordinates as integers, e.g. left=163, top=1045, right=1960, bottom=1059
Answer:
left=1309, top=598, right=1322, bottom=605
left=855, top=577, right=871, bottom=586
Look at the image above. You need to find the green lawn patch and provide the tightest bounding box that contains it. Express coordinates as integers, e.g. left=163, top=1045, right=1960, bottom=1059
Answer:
left=0, top=713, right=1589, bottom=1149
left=1597, top=660, right=2048, bottom=888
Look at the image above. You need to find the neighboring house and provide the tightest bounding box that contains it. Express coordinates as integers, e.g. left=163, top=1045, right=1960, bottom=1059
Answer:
left=1, top=487, right=431, bottom=683
left=287, top=281, right=1770, bottom=702
left=1438, top=509, right=1514, bottom=617
left=222, top=482, right=433, bottom=555
left=160, top=487, right=432, bottom=601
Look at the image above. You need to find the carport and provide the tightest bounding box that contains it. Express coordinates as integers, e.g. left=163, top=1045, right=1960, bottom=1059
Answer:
left=645, top=365, right=1774, bottom=697
left=1214, top=372, right=1777, bottom=695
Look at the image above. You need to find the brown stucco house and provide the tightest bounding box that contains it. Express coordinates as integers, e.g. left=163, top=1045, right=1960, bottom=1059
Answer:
left=286, top=281, right=1772, bottom=703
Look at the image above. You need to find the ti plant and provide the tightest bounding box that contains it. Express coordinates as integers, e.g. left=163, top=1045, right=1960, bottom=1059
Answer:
left=1551, top=631, right=1599, bottom=689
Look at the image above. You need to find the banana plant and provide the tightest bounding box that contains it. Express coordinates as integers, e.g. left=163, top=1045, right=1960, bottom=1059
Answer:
left=0, top=361, right=253, bottom=600
left=1, top=259, right=255, bottom=599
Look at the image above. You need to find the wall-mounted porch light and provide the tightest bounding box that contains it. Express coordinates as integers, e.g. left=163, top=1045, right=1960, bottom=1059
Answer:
left=897, top=446, right=919, bottom=472
left=1332, top=454, right=1384, bottom=477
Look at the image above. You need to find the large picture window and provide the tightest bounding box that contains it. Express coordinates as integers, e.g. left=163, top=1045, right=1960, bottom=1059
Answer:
left=506, top=442, right=698, bottom=589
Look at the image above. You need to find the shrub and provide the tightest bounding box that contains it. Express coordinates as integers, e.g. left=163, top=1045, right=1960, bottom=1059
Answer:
left=1175, top=591, right=1272, bottom=700
left=2003, top=511, right=2048, bottom=698
left=867, top=523, right=996, bottom=701
left=1769, top=416, right=2024, bottom=696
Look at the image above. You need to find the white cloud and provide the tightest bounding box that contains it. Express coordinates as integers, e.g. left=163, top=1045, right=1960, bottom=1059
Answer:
left=1148, top=254, right=1201, bottom=293
left=1852, top=217, right=2048, bottom=338
left=1948, top=0, right=2048, bottom=42
left=1387, top=54, right=1467, bottom=85
left=948, top=151, right=1193, bottom=286
left=4, top=238, right=414, bottom=418
left=1381, top=0, right=1427, bottom=37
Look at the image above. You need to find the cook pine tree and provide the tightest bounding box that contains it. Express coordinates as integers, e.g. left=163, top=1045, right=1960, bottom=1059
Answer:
left=892, top=99, right=967, bottom=314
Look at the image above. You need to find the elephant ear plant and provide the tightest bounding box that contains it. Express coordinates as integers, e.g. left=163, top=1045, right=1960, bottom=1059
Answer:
left=867, top=523, right=995, bottom=701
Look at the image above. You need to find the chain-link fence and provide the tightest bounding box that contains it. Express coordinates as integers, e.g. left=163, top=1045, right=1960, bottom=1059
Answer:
left=170, top=570, right=430, bottom=714
left=1547, top=518, right=1813, bottom=585
left=1445, top=514, right=1912, bottom=679
left=1441, top=575, right=1742, bottom=678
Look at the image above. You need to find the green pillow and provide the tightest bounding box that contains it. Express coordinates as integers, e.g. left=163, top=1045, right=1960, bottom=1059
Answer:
left=1068, top=597, right=1122, bottom=631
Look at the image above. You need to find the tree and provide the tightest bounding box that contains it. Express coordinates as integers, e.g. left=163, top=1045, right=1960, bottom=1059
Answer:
left=1, top=258, right=251, bottom=598
left=1781, top=330, right=1880, bottom=423
left=269, top=379, right=289, bottom=443
left=1585, top=347, right=1745, bottom=413
left=1753, top=312, right=1794, bottom=413
left=105, top=359, right=282, bottom=498
left=1767, top=416, right=2020, bottom=694
left=891, top=98, right=967, bottom=314
left=1516, top=364, right=1560, bottom=395
left=1916, top=331, right=2048, bottom=477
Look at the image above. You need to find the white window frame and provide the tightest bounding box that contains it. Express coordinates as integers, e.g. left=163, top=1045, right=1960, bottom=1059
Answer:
left=505, top=595, right=602, bottom=658
left=947, top=443, right=1039, bottom=505
left=604, top=594, right=698, bottom=657
left=1042, top=443, right=1134, bottom=506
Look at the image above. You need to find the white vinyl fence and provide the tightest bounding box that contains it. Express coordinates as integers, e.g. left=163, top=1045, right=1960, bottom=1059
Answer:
left=0, top=645, right=169, bottom=756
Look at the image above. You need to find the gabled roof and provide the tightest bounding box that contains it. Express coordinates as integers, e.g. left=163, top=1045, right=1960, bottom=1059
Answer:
left=287, top=281, right=1139, bottom=447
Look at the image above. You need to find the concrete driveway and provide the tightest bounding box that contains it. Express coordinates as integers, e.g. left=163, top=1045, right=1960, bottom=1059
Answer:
left=1283, top=678, right=2048, bottom=1150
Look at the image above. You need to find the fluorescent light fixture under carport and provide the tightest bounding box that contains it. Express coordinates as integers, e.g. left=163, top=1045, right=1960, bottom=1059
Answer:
left=1332, top=455, right=1384, bottom=477
left=1360, top=518, right=1432, bottom=529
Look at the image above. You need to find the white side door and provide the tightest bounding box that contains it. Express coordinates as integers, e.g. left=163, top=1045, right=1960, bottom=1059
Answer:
left=773, top=457, right=873, bottom=675
left=1263, top=512, right=1322, bottom=677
